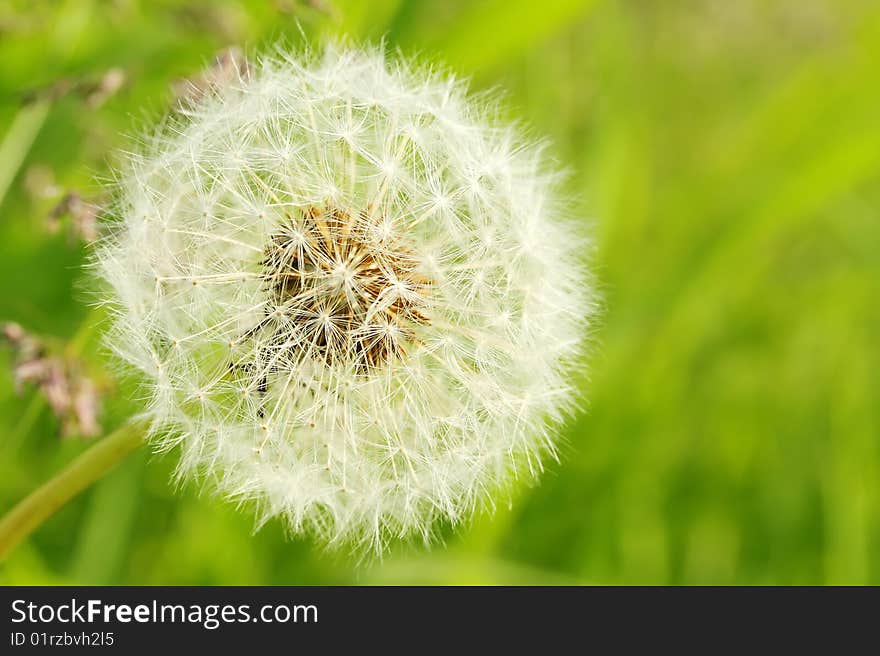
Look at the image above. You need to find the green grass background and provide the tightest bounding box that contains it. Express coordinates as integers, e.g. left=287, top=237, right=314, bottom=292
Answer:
left=1, top=0, right=878, bottom=585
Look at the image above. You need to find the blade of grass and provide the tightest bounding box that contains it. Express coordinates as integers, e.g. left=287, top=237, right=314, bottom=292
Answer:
left=71, top=448, right=144, bottom=583
left=0, top=101, right=50, bottom=211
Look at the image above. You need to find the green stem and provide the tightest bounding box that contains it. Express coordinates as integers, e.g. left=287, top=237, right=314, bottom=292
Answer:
left=0, top=101, right=51, bottom=210
left=0, top=421, right=145, bottom=562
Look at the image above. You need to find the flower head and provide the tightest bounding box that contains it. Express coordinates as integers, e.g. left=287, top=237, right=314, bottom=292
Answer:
left=97, top=44, right=594, bottom=553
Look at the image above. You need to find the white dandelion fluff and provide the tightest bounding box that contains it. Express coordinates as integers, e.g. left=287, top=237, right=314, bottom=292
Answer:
left=96, top=44, right=594, bottom=553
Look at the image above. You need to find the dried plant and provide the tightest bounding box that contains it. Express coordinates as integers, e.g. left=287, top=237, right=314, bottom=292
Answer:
left=2, top=323, right=102, bottom=438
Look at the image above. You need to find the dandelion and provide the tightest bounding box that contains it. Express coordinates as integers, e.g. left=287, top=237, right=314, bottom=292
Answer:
left=95, top=44, right=594, bottom=553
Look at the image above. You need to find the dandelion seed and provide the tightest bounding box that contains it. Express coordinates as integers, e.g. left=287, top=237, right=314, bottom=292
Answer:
left=96, top=44, right=595, bottom=553
left=173, top=46, right=251, bottom=108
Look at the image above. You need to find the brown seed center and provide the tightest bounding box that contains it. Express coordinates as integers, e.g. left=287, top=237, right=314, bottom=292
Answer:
left=255, top=206, right=430, bottom=370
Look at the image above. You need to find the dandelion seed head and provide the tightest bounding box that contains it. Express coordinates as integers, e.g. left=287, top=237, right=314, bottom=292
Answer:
left=96, top=44, right=596, bottom=553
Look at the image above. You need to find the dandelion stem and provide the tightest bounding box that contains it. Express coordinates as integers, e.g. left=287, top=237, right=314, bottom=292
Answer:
left=0, top=420, right=145, bottom=562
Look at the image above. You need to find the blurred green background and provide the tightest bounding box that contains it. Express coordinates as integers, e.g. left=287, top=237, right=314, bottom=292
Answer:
left=1, top=0, right=879, bottom=585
